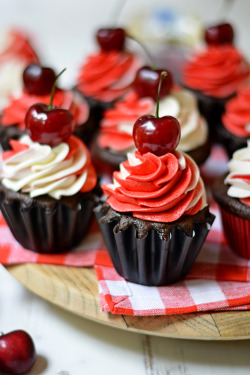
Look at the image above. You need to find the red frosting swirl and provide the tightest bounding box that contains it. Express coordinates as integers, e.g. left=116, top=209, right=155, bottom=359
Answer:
left=0, top=29, right=38, bottom=63
left=183, top=45, right=250, bottom=98
left=76, top=51, right=142, bottom=102
left=98, top=91, right=154, bottom=151
left=222, top=85, right=250, bottom=137
left=102, top=150, right=206, bottom=223
left=1, top=89, right=89, bottom=130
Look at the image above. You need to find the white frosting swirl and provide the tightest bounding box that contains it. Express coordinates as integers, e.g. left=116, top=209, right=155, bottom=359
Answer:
left=225, top=140, right=250, bottom=199
left=1, top=135, right=96, bottom=199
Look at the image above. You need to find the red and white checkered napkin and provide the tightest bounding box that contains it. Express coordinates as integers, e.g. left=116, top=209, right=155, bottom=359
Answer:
left=0, top=145, right=250, bottom=316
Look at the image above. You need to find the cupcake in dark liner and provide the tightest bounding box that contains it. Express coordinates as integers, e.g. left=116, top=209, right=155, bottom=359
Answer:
left=212, top=142, right=250, bottom=259
left=216, top=85, right=250, bottom=156
left=0, top=132, right=100, bottom=254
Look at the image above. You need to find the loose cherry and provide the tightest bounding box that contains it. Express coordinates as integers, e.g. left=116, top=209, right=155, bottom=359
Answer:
left=0, top=330, right=36, bottom=374
left=133, top=71, right=180, bottom=156
left=133, top=66, right=173, bottom=101
left=205, top=23, right=234, bottom=45
left=96, top=28, right=126, bottom=51
left=23, top=64, right=56, bottom=95
left=25, top=68, right=74, bottom=146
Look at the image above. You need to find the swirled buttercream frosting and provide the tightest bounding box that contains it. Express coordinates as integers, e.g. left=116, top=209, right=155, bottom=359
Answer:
left=225, top=140, right=250, bottom=207
left=76, top=51, right=142, bottom=102
left=1, top=89, right=89, bottom=130
left=183, top=45, right=250, bottom=98
left=1, top=135, right=97, bottom=199
left=102, top=150, right=207, bottom=222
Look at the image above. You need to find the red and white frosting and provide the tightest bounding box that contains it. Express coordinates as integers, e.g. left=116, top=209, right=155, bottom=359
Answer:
left=222, top=85, right=250, bottom=137
left=1, top=89, right=89, bottom=130
left=102, top=150, right=207, bottom=223
left=0, top=29, right=38, bottom=108
left=76, top=51, right=142, bottom=102
left=1, top=135, right=97, bottom=199
left=225, top=140, right=250, bottom=207
left=183, top=45, right=250, bottom=98
left=98, top=89, right=208, bottom=154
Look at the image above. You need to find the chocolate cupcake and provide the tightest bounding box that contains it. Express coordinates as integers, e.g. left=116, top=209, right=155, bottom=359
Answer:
left=212, top=142, right=250, bottom=258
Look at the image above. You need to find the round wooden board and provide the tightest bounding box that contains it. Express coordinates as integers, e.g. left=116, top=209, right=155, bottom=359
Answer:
left=5, top=264, right=250, bottom=341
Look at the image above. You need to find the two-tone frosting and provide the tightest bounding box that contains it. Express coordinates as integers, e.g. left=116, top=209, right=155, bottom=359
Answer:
left=222, top=86, right=250, bottom=137
left=98, top=89, right=208, bottom=153
left=225, top=141, right=250, bottom=207
left=183, top=45, right=250, bottom=98
left=102, top=150, right=207, bottom=222
left=1, top=89, right=89, bottom=130
left=0, top=29, right=38, bottom=109
left=76, top=51, right=142, bottom=102
left=1, top=135, right=97, bottom=199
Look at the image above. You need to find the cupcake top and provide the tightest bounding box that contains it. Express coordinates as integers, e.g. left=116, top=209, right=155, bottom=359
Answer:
left=1, top=134, right=97, bottom=199
left=182, top=45, right=250, bottom=98
left=102, top=149, right=207, bottom=223
left=98, top=88, right=208, bottom=153
left=222, top=86, right=250, bottom=138
left=225, top=140, right=250, bottom=207
left=0, top=29, right=39, bottom=108
left=1, top=88, right=89, bottom=130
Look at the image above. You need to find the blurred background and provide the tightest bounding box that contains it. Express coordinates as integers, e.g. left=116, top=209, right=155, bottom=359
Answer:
left=0, top=0, right=249, bottom=85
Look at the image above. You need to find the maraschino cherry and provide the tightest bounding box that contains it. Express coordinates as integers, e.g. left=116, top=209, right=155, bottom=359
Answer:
left=25, top=68, right=74, bottom=147
left=96, top=28, right=126, bottom=51
left=205, top=23, right=234, bottom=45
left=23, top=64, right=56, bottom=95
left=133, top=71, right=180, bottom=156
left=133, top=66, right=173, bottom=101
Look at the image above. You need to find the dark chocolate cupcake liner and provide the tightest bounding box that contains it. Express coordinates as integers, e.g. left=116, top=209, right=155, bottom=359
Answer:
left=216, top=122, right=248, bottom=157
left=95, top=205, right=215, bottom=286
left=0, top=123, right=25, bottom=150
left=0, top=185, right=98, bottom=253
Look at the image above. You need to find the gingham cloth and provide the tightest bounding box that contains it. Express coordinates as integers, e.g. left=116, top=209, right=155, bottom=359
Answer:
left=1, top=145, right=250, bottom=315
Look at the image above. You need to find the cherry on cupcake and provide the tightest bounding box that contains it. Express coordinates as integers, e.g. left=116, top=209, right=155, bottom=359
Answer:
left=133, top=71, right=180, bottom=156
left=205, top=23, right=234, bottom=45
left=96, top=27, right=126, bottom=51
left=133, top=66, right=173, bottom=101
left=0, top=329, right=36, bottom=374
left=25, top=68, right=74, bottom=147
left=23, top=64, right=57, bottom=95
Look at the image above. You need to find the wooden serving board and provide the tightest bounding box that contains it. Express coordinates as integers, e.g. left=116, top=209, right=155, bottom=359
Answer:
left=6, top=264, right=250, bottom=341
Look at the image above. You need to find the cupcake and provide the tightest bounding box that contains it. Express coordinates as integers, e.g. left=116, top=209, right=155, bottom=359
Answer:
left=95, top=73, right=215, bottom=285
left=75, top=27, right=143, bottom=112
left=182, top=22, right=250, bottom=137
left=0, top=73, right=99, bottom=253
left=212, top=141, right=250, bottom=259
left=217, top=85, right=250, bottom=156
left=0, top=29, right=39, bottom=110
left=0, top=64, right=96, bottom=150
left=94, top=67, right=210, bottom=169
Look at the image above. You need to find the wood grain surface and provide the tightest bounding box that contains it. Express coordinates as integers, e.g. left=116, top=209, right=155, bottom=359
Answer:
left=6, top=264, right=250, bottom=341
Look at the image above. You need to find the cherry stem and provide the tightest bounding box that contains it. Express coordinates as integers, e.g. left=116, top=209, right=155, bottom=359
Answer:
left=155, top=71, right=167, bottom=119
left=127, top=35, right=157, bottom=69
left=48, top=68, right=66, bottom=110
left=109, top=0, right=127, bottom=25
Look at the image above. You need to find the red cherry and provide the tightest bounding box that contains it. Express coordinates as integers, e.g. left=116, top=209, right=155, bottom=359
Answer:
left=133, top=66, right=173, bottom=101
left=25, top=103, right=74, bottom=146
left=133, top=114, right=180, bottom=156
left=0, top=330, right=36, bottom=374
left=23, top=64, right=56, bottom=95
left=96, top=28, right=126, bottom=51
left=205, top=23, right=234, bottom=45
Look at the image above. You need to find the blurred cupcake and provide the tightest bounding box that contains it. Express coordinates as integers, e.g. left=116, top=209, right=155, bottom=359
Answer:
left=212, top=141, right=250, bottom=258
left=182, top=23, right=250, bottom=137
left=75, top=27, right=143, bottom=111
left=217, top=85, right=250, bottom=156
left=0, top=64, right=96, bottom=149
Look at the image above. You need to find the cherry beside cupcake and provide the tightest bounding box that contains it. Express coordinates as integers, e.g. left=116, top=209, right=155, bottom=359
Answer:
left=0, top=64, right=96, bottom=150
left=95, top=72, right=215, bottom=286
left=0, top=70, right=99, bottom=253
left=93, top=66, right=210, bottom=170
left=182, top=22, right=250, bottom=138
